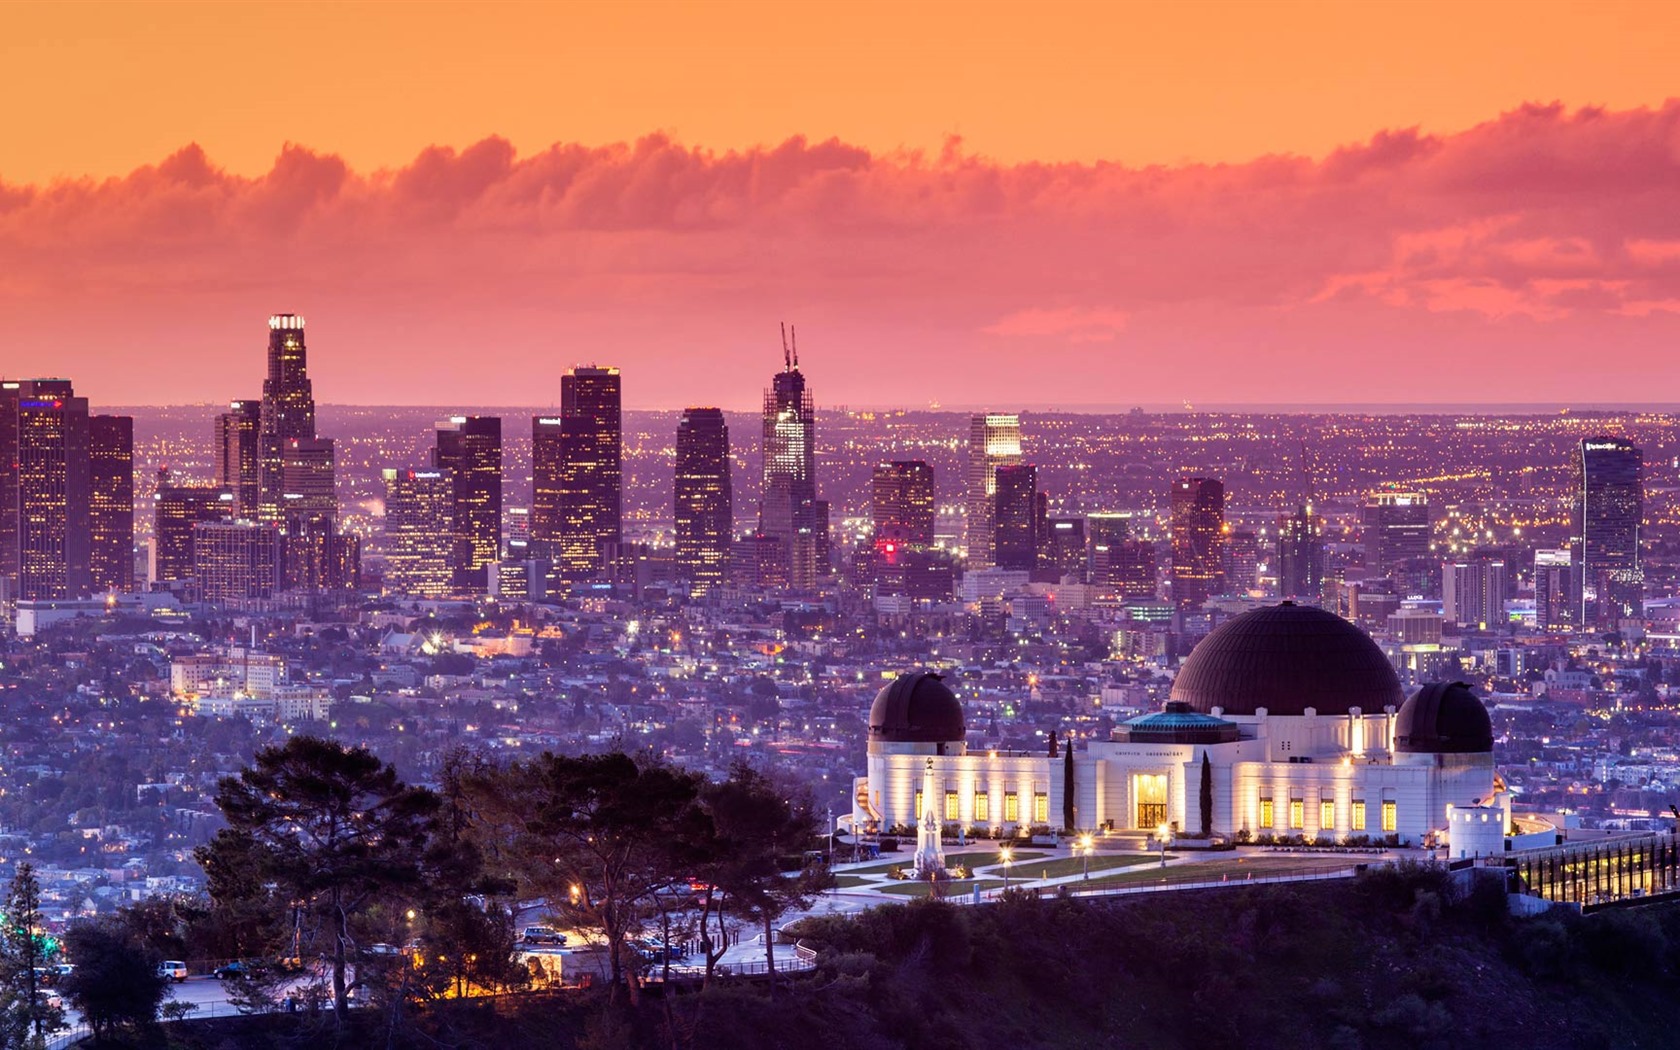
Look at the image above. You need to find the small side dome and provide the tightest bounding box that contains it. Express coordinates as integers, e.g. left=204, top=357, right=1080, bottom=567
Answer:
left=1394, top=682, right=1494, bottom=754
left=869, top=672, right=965, bottom=743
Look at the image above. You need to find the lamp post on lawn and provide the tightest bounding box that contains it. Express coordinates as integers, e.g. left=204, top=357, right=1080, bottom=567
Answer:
left=1080, top=833, right=1093, bottom=879
left=1001, top=846, right=1013, bottom=894
left=1157, top=823, right=1170, bottom=868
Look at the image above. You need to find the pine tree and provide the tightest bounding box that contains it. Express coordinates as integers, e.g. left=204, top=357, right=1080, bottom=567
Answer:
left=0, top=863, right=63, bottom=1047
left=1199, top=751, right=1214, bottom=837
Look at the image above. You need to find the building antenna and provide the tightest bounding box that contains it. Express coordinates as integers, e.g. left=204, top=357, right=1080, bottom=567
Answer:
left=780, top=322, right=790, bottom=370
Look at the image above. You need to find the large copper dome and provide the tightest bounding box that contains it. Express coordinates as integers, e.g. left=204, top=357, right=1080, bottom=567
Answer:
left=868, top=672, right=966, bottom=743
left=1171, top=603, right=1403, bottom=717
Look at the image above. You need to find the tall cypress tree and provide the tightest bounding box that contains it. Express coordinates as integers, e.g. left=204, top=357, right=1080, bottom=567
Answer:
left=1199, top=751, right=1213, bottom=837
left=1063, top=739, right=1076, bottom=832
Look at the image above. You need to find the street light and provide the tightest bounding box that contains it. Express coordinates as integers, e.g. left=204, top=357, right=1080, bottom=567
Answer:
left=1156, top=823, right=1170, bottom=868
left=1000, top=846, right=1013, bottom=893
left=1079, top=833, right=1093, bottom=879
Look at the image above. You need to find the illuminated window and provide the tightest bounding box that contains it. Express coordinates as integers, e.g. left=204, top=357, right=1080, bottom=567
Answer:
left=1259, top=798, right=1274, bottom=828
left=1004, top=792, right=1019, bottom=823
left=1352, top=801, right=1366, bottom=831
left=914, top=791, right=923, bottom=819
left=1381, top=800, right=1397, bottom=833
left=1289, top=799, right=1304, bottom=829
left=1320, top=800, right=1335, bottom=829
left=945, top=791, right=960, bottom=822
left=1033, top=793, right=1049, bottom=824
left=975, top=793, right=990, bottom=822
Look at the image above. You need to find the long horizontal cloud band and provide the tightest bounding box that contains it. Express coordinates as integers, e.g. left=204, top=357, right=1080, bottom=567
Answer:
left=4, top=101, right=1680, bottom=406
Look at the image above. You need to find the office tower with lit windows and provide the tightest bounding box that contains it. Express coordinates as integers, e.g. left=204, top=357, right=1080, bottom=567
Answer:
left=1573, top=436, right=1643, bottom=626
left=675, top=407, right=731, bottom=595
left=1086, top=512, right=1131, bottom=587
left=1223, top=529, right=1259, bottom=596
left=193, top=520, right=282, bottom=607
left=871, top=461, right=935, bottom=552
left=993, top=464, right=1039, bottom=572
left=965, top=413, right=1022, bottom=570
left=1111, top=540, right=1159, bottom=602
left=1276, top=505, right=1324, bottom=601
left=257, top=314, right=316, bottom=521
left=534, top=367, right=622, bottom=579
left=1170, top=477, right=1224, bottom=611
left=382, top=468, right=455, bottom=598
left=0, top=380, right=92, bottom=600
left=88, top=414, right=134, bottom=594
left=1044, top=517, right=1086, bottom=581
left=758, top=334, right=827, bottom=588
left=1534, top=548, right=1573, bottom=630
left=432, top=416, right=502, bottom=592
left=216, top=400, right=262, bottom=518
left=1363, top=491, right=1430, bottom=578
left=280, top=437, right=336, bottom=523
left=1442, top=557, right=1507, bottom=628
left=152, top=484, right=233, bottom=586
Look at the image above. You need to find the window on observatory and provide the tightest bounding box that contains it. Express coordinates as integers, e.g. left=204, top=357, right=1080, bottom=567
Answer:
left=1320, top=800, right=1336, bottom=830
left=1005, top=792, right=1019, bottom=823
left=1352, top=801, right=1367, bottom=831
left=1259, top=798, right=1274, bottom=828
left=915, top=791, right=923, bottom=819
left=945, top=791, right=960, bottom=822
left=975, top=793, right=990, bottom=822
left=1289, top=800, right=1304, bottom=830
left=1033, top=793, right=1049, bottom=824
left=1381, top=800, right=1397, bottom=833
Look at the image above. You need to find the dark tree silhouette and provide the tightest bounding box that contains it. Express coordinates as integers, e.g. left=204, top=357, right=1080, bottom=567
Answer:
left=199, top=736, right=440, bottom=1023
left=59, top=922, right=168, bottom=1043
left=1199, top=751, right=1213, bottom=837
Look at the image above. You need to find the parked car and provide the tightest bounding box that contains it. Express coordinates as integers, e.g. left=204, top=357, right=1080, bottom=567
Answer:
left=214, top=961, right=250, bottom=981
left=521, top=926, right=565, bottom=945
left=158, top=960, right=188, bottom=983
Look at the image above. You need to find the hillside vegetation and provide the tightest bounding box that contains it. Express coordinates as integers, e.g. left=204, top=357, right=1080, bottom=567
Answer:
left=139, top=865, right=1680, bottom=1050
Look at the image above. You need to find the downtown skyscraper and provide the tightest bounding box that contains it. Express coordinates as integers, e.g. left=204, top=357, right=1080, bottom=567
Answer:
left=993, top=463, right=1040, bottom=572
left=216, top=400, right=262, bottom=518
left=757, top=330, right=827, bottom=588
left=1276, top=504, right=1324, bottom=602
left=1170, top=476, right=1225, bottom=612
left=88, top=413, right=135, bottom=594
left=965, top=413, right=1022, bottom=570
left=871, top=461, right=935, bottom=552
left=531, top=367, right=622, bottom=581
left=433, top=416, right=502, bottom=591
left=1573, top=436, right=1642, bottom=626
left=0, top=380, right=91, bottom=600
left=257, top=314, right=317, bottom=521
left=382, top=468, right=455, bottom=598
left=674, top=407, right=731, bottom=595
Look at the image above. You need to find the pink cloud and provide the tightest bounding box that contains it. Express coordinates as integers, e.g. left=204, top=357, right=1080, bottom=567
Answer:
left=4, top=104, right=1680, bottom=407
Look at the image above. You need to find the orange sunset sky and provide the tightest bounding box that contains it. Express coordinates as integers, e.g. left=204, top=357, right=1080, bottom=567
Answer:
left=4, top=0, right=1680, bottom=408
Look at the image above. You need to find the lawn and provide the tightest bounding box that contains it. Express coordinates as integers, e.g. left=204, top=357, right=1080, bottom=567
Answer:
left=833, top=850, right=1044, bottom=877
left=1074, top=854, right=1360, bottom=891
left=977, top=853, right=1168, bottom=879
left=878, top=879, right=1010, bottom=898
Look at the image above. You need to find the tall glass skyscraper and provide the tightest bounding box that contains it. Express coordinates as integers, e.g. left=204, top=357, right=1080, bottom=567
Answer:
left=1574, top=436, right=1642, bottom=626
left=1, top=380, right=91, bottom=600
left=758, top=332, right=826, bottom=588
left=382, top=468, right=455, bottom=598
left=1276, top=504, right=1323, bottom=602
left=554, top=367, right=622, bottom=577
left=433, top=416, right=502, bottom=592
left=88, top=414, right=134, bottom=594
left=257, top=314, right=316, bottom=521
left=216, top=400, right=261, bottom=518
left=965, top=413, right=1021, bottom=570
left=871, top=460, right=935, bottom=552
left=993, top=463, right=1039, bottom=572
left=1170, top=476, right=1225, bottom=611
left=674, top=407, right=731, bottom=595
